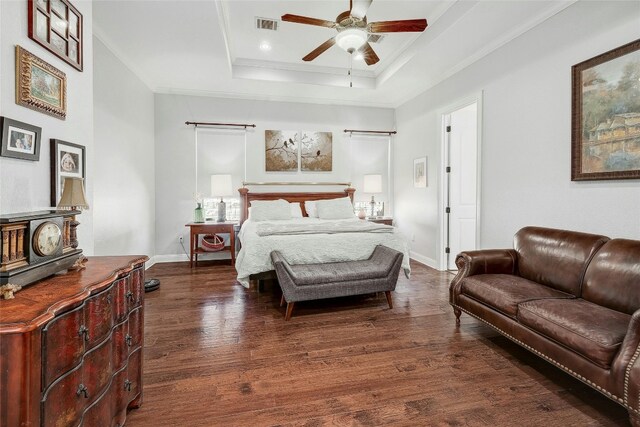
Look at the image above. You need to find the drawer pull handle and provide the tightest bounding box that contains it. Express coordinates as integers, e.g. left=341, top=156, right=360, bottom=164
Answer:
left=106, top=293, right=112, bottom=304
left=78, top=325, right=89, bottom=341
left=76, top=384, right=89, bottom=399
left=125, top=334, right=133, bottom=347
left=126, top=290, right=134, bottom=302
left=124, top=379, right=132, bottom=392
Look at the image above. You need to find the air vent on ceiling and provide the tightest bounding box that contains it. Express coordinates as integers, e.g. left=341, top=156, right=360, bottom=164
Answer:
left=367, top=34, right=385, bottom=43
left=256, top=17, right=278, bottom=31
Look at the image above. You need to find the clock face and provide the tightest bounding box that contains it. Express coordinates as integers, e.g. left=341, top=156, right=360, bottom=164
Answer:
left=33, top=221, right=62, bottom=256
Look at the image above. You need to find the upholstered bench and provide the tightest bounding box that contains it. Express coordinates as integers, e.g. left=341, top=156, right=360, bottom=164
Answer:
left=270, top=245, right=403, bottom=320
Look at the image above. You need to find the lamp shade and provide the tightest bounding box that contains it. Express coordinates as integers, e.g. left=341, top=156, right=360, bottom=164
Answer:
left=335, top=28, right=367, bottom=52
left=57, top=177, right=89, bottom=209
left=211, top=174, right=233, bottom=197
left=363, top=174, right=382, bottom=194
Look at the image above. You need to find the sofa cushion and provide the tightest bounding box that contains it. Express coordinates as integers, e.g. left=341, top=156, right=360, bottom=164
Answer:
left=581, top=239, right=640, bottom=315
left=517, top=299, right=630, bottom=369
left=514, top=227, right=609, bottom=296
left=460, top=274, right=574, bottom=318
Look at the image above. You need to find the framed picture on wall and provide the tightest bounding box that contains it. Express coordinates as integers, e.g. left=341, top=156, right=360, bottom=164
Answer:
left=414, top=157, right=427, bottom=187
left=50, top=139, right=85, bottom=206
left=0, top=117, right=42, bottom=161
left=28, top=0, right=83, bottom=71
left=15, top=46, right=67, bottom=120
left=571, top=38, right=640, bottom=181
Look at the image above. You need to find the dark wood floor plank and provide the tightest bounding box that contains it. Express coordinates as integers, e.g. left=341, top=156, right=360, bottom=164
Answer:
left=126, top=261, right=628, bottom=426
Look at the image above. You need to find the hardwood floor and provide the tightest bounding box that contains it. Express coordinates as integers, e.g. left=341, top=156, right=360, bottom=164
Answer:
left=127, top=260, right=629, bottom=426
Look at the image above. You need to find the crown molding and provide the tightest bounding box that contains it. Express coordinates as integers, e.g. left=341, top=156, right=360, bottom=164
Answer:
left=391, top=0, right=578, bottom=108
left=153, top=86, right=396, bottom=109
left=93, top=23, right=156, bottom=92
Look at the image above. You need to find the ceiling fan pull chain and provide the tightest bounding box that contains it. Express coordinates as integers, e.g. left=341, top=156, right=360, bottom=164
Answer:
left=349, top=53, right=353, bottom=88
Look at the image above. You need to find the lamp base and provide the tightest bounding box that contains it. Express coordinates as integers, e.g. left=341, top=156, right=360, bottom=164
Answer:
left=216, top=200, right=226, bottom=222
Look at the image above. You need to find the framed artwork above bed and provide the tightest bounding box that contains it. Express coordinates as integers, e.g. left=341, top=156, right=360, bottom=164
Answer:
left=265, top=130, right=333, bottom=172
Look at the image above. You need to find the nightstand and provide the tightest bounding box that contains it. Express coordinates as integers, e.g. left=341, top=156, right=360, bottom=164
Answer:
left=186, top=221, right=237, bottom=267
left=366, top=217, right=393, bottom=226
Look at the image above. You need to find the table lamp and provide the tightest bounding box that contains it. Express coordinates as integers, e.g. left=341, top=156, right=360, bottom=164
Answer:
left=211, top=174, right=233, bottom=222
left=363, top=174, right=382, bottom=219
left=57, top=176, right=89, bottom=251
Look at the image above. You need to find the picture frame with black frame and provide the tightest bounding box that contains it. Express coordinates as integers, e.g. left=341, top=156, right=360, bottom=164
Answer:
left=50, top=139, right=85, bottom=206
left=0, top=117, right=42, bottom=161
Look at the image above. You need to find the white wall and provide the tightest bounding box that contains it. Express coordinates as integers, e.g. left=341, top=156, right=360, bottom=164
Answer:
left=154, top=94, right=395, bottom=256
left=93, top=37, right=155, bottom=258
left=0, top=0, right=94, bottom=253
left=394, top=1, right=640, bottom=268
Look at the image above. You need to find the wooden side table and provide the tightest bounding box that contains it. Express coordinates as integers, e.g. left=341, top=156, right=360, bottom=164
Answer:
left=367, top=217, right=393, bottom=226
left=185, top=221, right=237, bottom=268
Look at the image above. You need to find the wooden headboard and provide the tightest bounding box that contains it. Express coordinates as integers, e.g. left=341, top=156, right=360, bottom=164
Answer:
left=238, top=187, right=355, bottom=225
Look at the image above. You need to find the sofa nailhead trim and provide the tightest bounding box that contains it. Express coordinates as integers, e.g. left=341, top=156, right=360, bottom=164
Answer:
left=624, top=342, right=640, bottom=411
left=452, top=303, right=639, bottom=415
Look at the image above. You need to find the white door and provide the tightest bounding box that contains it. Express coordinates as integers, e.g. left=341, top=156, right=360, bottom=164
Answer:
left=445, top=102, right=478, bottom=270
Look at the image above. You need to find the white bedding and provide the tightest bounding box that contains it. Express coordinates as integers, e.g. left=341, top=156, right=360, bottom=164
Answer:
left=235, top=217, right=411, bottom=288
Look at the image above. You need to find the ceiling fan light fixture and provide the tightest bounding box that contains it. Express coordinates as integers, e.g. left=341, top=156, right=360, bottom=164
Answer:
left=335, top=28, right=367, bottom=52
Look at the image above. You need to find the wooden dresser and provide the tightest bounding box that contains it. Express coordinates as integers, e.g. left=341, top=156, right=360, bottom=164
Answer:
left=0, top=255, right=148, bottom=427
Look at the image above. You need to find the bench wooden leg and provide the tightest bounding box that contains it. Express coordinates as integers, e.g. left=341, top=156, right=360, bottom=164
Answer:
left=454, top=307, right=462, bottom=325
left=285, top=302, right=295, bottom=321
left=280, top=294, right=285, bottom=307
left=385, top=291, right=393, bottom=309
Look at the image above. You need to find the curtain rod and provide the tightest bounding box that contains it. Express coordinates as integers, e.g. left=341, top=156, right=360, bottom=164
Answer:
left=242, top=182, right=351, bottom=187
left=343, top=129, right=397, bottom=135
left=186, top=121, right=256, bottom=128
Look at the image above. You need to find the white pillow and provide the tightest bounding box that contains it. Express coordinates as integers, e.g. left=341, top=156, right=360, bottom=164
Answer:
left=250, top=199, right=291, bottom=221
left=316, top=197, right=355, bottom=220
left=305, top=201, right=318, bottom=218
left=290, top=202, right=303, bottom=218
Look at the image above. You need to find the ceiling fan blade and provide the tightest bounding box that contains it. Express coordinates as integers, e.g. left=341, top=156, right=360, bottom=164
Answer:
left=358, top=42, right=379, bottom=65
left=368, top=19, right=428, bottom=33
left=303, top=37, right=336, bottom=62
left=350, top=0, right=373, bottom=19
left=281, top=14, right=336, bottom=29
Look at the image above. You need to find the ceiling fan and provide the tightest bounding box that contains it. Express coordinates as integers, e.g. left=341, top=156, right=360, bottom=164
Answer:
left=281, top=0, right=428, bottom=66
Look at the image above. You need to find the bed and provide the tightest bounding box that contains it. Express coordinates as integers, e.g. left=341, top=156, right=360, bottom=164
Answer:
left=235, top=187, right=411, bottom=288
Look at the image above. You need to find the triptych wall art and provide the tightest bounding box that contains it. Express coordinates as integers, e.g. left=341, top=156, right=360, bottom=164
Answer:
left=265, top=130, right=333, bottom=172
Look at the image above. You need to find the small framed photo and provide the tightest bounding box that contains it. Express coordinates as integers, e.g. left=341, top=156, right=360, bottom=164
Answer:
left=0, top=117, right=42, bottom=161
left=414, top=157, right=427, bottom=188
left=15, top=46, right=67, bottom=120
left=51, top=139, right=85, bottom=206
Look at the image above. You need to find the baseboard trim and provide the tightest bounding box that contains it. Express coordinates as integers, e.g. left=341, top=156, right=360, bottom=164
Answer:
left=150, top=254, right=189, bottom=265
left=409, top=251, right=439, bottom=270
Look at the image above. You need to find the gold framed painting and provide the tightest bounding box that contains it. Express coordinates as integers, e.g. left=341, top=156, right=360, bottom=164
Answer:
left=571, top=39, right=640, bottom=181
left=15, top=46, right=67, bottom=120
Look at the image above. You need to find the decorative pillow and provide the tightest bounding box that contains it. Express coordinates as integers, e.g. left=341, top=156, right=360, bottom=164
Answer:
left=316, top=197, right=355, bottom=220
left=305, top=201, right=318, bottom=218
left=250, top=199, right=291, bottom=221
left=290, top=202, right=303, bottom=218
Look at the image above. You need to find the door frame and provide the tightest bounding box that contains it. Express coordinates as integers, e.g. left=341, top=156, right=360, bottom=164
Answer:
left=438, top=92, right=484, bottom=271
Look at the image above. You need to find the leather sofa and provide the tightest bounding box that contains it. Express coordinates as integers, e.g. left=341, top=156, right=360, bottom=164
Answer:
left=449, top=226, right=640, bottom=426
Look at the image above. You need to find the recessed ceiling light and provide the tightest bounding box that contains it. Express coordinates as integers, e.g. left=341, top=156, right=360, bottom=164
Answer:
left=259, top=41, right=272, bottom=52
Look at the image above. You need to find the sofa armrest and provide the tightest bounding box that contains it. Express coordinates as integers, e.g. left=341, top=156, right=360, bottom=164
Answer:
left=449, top=249, right=517, bottom=306
left=614, top=309, right=640, bottom=413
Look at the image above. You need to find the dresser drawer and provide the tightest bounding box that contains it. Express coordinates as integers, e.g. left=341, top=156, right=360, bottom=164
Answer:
left=42, top=365, right=85, bottom=427
left=42, top=305, right=84, bottom=389
left=85, top=286, right=115, bottom=348
left=82, top=335, right=113, bottom=404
